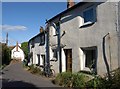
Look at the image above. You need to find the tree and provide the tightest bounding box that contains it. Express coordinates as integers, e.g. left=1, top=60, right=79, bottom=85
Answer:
left=2, top=43, right=11, bottom=65
left=21, top=42, right=28, bottom=59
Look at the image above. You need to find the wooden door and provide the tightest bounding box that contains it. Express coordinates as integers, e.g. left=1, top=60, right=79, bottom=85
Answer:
left=64, top=49, right=72, bottom=72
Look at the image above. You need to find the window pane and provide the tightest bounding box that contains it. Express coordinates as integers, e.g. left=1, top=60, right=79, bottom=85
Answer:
left=83, top=8, right=94, bottom=23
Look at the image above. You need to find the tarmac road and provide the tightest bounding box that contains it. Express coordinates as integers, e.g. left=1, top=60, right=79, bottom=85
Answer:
left=1, top=62, right=60, bottom=88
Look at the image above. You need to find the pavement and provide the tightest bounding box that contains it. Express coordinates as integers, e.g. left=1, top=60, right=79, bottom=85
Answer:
left=0, top=62, right=60, bottom=88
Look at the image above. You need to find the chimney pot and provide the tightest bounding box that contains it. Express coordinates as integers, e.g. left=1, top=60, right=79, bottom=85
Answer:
left=40, top=26, right=44, bottom=33
left=67, top=0, right=75, bottom=8
left=16, top=41, right=18, bottom=51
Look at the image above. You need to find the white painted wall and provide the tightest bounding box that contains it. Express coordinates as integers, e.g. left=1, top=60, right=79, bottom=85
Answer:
left=11, top=46, right=25, bottom=61
left=28, top=34, right=46, bottom=66
left=62, top=48, right=66, bottom=72
left=49, top=2, right=119, bottom=75
left=79, top=48, right=86, bottom=70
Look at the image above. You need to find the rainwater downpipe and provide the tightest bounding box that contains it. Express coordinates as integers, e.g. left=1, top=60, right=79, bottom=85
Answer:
left=58, top=17, right=62, bottom=73
left=45, top=21, right=50, bottom=77
left=102, top=33, right=111, bottom=80
left=115, top=2, right=120, bottom=67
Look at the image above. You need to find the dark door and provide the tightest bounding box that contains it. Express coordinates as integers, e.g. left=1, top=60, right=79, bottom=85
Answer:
left=37, top=54, right=40, bottom=65
left=41, top=55, right=45, bottom=71
left=64, top=49, right=72, bottom=72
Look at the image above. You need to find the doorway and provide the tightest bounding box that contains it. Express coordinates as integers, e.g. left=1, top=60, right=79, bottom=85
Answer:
left=37, top=54, right=40, bottom=65
left=41, top=55, right=45, bottom=66
left=64, top=49, right=72, bottom=72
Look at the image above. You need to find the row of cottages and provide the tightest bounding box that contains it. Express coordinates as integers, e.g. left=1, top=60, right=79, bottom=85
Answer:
left=28, top=0, right=120, bottom=76
left=28, top=27, right=46, bottom=69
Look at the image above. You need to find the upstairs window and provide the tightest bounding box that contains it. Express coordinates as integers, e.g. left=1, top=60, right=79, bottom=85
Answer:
left=82, top=6, right=96, bottom=27
left=83, top=8, right=94, bottom=23
left=31, top=40, right=34, bottom=48
left=53, top=22, right=60, bottom=36
left=40, top=34, right=45, bottom=45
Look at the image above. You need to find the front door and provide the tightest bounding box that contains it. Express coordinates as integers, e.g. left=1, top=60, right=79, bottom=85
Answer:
left=41, top=55, right=45, bottom=71
left=64, top=49, right=72, bottom=72
left=37, top=54, right=40, bottom=65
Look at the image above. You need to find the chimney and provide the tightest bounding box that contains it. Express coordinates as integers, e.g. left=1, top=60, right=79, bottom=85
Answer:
left=40, top=26, right=44, bottom=33
left=67, top=0, right=75, bottom=9
left=16, top=41, right=18, bottom=51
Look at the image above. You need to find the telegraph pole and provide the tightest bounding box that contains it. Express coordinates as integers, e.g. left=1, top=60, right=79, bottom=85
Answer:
left=6, top=32, right=8, bottom=45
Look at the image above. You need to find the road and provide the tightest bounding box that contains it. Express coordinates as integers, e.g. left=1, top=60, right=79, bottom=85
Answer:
left=1, top=62, right=60, bottom=88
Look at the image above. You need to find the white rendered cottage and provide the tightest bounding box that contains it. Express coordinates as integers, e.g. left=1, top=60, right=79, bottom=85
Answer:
left=28, top=27, right=46, bottom=67
left=11, top=42, right=25, bottom=61
left=46, top=0, right=120, bottom=76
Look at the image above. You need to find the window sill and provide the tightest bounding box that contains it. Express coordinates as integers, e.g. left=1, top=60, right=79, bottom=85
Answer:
left=39, top=43, right=45, bottom=46
left=80, top=21, right=95, bottom=28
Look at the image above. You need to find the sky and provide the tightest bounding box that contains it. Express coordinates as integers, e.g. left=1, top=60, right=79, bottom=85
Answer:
left=2, top=2, right=67, bottom=46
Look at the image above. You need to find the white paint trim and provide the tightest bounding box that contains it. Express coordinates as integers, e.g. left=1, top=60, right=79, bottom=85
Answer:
left=62, top=48, right=66, bottom=72
left=79, top=48, right=85, bottom=70
left=40, top=55, right=43, bottom=65
left=50, top=46, right=54, bottom=60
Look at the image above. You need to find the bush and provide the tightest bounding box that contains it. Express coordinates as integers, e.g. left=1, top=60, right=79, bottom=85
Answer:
left=28, top=65, right=42, bottom=75
left=72, top=73, right=86, bottom=87
left=86, top=75, right=106, bottom=88
left=107, top=68, right=120, bottom=89
left=54, top=72, right=91, bottom=88
left=85, top=68, right=120, bottom=89
left=2, top=44, right=11, bottom=65
left=55, top=72, right=73, bottom=87
left=53, top=68, right=120, bottom=88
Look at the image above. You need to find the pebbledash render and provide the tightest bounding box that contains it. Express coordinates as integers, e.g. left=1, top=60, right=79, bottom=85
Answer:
left=46, top=0, right=120, bottom=76
left=28, top=0, right=120, bottom=76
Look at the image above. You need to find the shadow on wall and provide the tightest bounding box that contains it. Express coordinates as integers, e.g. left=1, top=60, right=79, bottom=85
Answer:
left=61, top=14, right=76, bottom=24
left=2, top=79, right=39, bottom=89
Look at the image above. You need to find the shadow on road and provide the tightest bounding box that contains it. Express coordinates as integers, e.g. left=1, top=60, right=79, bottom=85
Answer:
left=2, top=79, right=39, bottom=89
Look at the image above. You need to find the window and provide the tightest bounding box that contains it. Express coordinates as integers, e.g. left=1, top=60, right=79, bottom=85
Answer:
left=40, top=34, right=45, bottom=45
left=54, top=22, right=60, bottom=36
left=85, top=50, right=96, bottom=68
left=52, top=49, right=58, bottom=59
left=83, top=6, right=96, bottom=25
left=31, top=40, right=34, bottom=48
left=81, top=47, right=97, bottom=74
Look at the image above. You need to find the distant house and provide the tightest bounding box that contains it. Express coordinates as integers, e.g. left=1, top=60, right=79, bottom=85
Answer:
left=11, top=42, right=25, bottom=61
left=45, top=0, right=120, bottom=76
left=28, top=27, right=46, bottom=68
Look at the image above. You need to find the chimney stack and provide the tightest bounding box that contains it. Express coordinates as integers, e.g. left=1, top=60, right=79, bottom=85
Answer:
left=16, top=41, right=18, bottom=51
left=40, top=26, right=44, bottom=33
left=67, top=0, right=75, bottom=8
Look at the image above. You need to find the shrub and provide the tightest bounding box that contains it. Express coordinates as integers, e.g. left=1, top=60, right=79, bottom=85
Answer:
left=107, top=68, right=120, bottom=89
left=28, top=65, right=42, bottom=75
left=2, top=44, right=11, bottom=65
left=86, top=68, right=120, bottom=89
left=53, top=68, right=120, bottom=88
left=54, top=72, right=73, bottom=87
left=54, top=72, right=90, bottom=88
left=86, top=75, right=106, bottom=88
left=72, top=73, right=86, bottom=88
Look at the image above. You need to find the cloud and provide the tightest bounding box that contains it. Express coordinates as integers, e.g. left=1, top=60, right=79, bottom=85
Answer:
left=0, top=25, right=27, bottom=31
